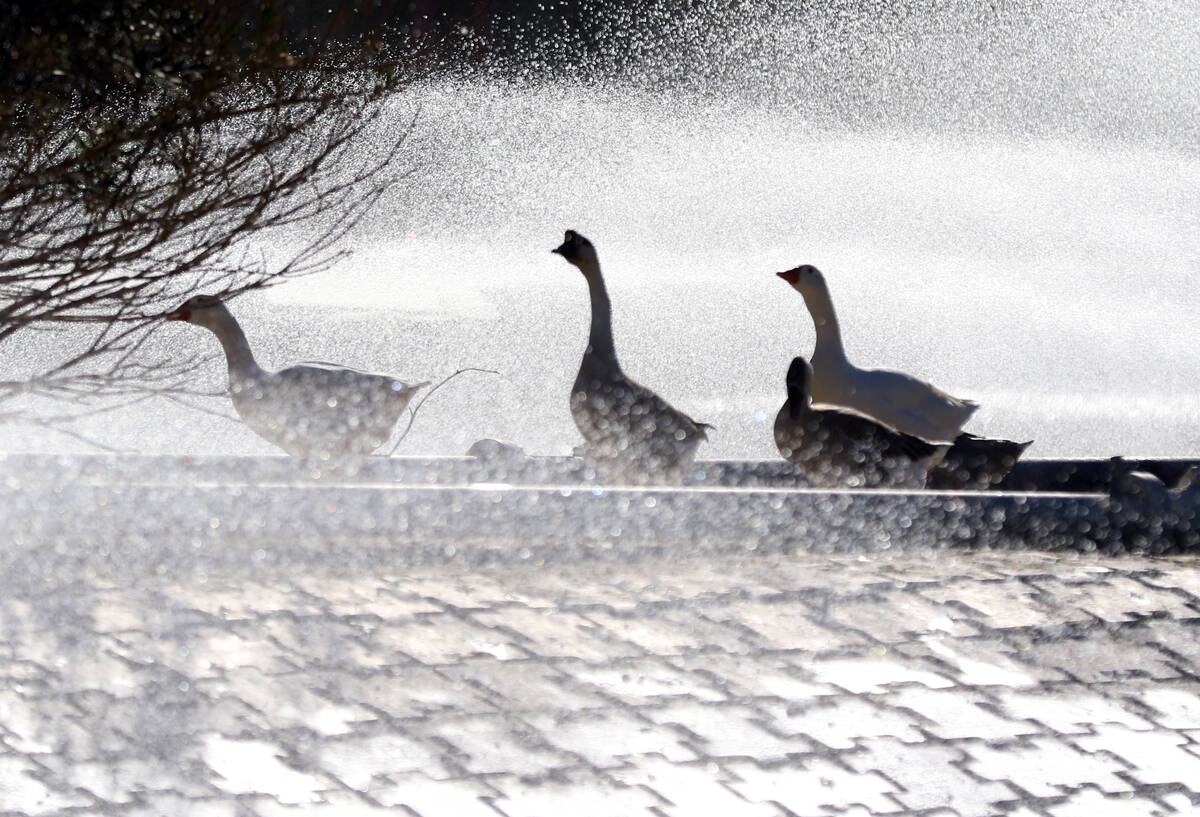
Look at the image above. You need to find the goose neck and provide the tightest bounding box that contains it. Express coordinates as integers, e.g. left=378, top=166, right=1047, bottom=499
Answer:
left=786, top=383, right=811, bottom=419
left=582, top=263, right=618, bottom=367
left=802, top=283, right=846, bottom=361
left=205, top=307, right=262, bottom=385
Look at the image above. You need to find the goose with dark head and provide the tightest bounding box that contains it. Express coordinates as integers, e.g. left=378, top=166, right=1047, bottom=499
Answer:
left=551, top=229, right=709, bottom=482
left=774, top=355, right=946, bottom=489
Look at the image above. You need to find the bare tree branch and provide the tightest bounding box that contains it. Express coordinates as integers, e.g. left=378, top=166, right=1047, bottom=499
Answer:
left=0, top=0, right=428, bottom=429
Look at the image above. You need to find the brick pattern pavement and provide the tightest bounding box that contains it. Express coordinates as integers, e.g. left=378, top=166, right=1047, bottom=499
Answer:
left=3, top=551, right=1200, bottom=815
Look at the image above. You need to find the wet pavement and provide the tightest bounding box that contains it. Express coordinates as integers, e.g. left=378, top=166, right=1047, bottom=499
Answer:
left=3, top=547, right=1200, bottom=815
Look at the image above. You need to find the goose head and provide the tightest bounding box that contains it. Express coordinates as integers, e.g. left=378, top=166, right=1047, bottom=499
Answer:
left=776, top=264, right=826, bottom=296
left=785, top=355, right=814, bottom=408
left=166, top=294, right=231, bottom=331
left=551, top=230, right=599, bottom=272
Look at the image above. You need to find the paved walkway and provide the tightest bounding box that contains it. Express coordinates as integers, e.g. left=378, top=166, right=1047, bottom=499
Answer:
left=3, top=549, right=1200, bottom=816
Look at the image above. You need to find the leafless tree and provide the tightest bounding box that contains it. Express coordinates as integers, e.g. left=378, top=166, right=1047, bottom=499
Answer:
left=0, top=1, right=421, bottom=425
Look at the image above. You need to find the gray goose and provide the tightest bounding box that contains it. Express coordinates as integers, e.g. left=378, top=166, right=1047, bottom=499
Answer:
left=927, top=433, right=1033, bottom=490
left=551, top=230, right=709, bottom=481
left=168, top=294, right=427, bottom=471
left=775, top=356, right=947, bottom=488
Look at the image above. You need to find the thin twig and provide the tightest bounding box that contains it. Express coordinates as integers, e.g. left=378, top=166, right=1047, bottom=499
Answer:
left=159, top=392, right=242, bottom=423
left=386, top=367, right=500, bottom=456
left=18, top=417, right=128, bottom=453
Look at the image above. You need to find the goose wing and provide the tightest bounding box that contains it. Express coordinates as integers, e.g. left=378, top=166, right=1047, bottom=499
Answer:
left=838, top=365, right=977, bottom=443
left=572, top=371, right=708, bottom=461
left=819, top=406, right=941, bottom=462
left=233, top=364, right=425, bottom=460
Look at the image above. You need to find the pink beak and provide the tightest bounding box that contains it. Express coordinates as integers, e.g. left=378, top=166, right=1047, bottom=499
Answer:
left=776, top=269, right=799, bottom=285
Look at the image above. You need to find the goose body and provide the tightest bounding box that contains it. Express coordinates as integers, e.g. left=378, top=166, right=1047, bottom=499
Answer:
left=168, top=295, right=427, bottom=470
left=774, top=356, right=947, bottom=488
left=777, top=265, right=977, bottom=444
left=552, top=230, right=709, bottom=481
left=927, top=433, right=1033, bottom=490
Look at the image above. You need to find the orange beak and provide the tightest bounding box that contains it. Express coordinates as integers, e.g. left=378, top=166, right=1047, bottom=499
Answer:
left=166, top=309, right=190, bottom=321
left=777, top=269, right=799, bottom=284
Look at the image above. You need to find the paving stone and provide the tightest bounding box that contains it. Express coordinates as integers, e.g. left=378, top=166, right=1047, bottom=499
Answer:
left=975, top=553, right=1114, bottom=580
left=0, top=657, right=49, bottom=688
left=0, top=688, right=86, bottom=754
left=723, top=757, right=897, bottom=814
left=703, top=599, right=866, bottom=652
left=1155, top=792, right=1200, bottom=816
left=0, top=599, right=41, bottom=634
left=112, top=626, right=296, bottom=678
left=12, top=632, right=148, bottom=696
left=820, top=591, right=979, bottom=643
left=581, top=607, right=748, bottom=654
left=201, top=735, right=333, bottom=803
left=315, top=730, right=451, bottom=790
left=48, top=753, right=216, bottom=803
left=1027, top=576, right=1199, bottom=623
left=470, top=607, right=640, bottom=662
left=845, top=737, right=1015, bottom=816
left=7, top=548, right=1200, bottom=815
left=523, top=708, right=698, bottom=766
left=86, top=592, right=171, bottom=633
left=758, top=696, right=922, bottom=748
left=363, top=615, right=526, bottom=664
left=1075, top=726, right=1200, bottom=787
left=539, top=577, right=670, bottom=610
left=308, top=666, right=496, bottom=719
left=1136, top=571, right=1200, bottom=607
left=199, top=668, right=372, bottom=735
left=610, top=756, right=786, bottom=817
left=372, top=771, right=502, bottom=817
left=963, top=735, right=1134, bottom=795
left=11, top=701, right=125, bottom=760
left=869, top=552, right=980, bottom=583
left=1116, top=618, right=1200, bottom=668
left=757, top=558, right=896, bottom=596
left=629, top=564, right=782, bottom=601
left=805, top=655, right=955, bottom=694
left=162, top=582, right=320, bottom=620
left=992, top=687, right=1155, bottom=734
left=666, top=653, right=836, bottom=701
left=261, top=616, right=395, bottom=670
left=1017, top=633, right=1180, bottom=683
left=445, top=658, right=609, bottom=711
left=1044, top=788, right=1181, bottom=817
left=415, top=713, right=571, bottom=777
left=918, top=580, right=1067, bottom=630
left=0, top=754, right=94, bottom=814
left=291, top=575, right=444, bottom=619
left=74, top=685, right=264, bottom=752
left=407, top=575, right=559, bottom=609
left=568, top=657, right=727, bottom=705
left=1132, top=684, right=1200, bottom=730
left=488, top=768, right=661, bottom=817
left=121, top=793, right=243, bottom=817
left=884, top=687, right=1039, bottom=741
left=901, top=636, right=1043, bottom=687
left=250, top=789, right=413, bottom=815
left=643, top=702, right=811, bottom=760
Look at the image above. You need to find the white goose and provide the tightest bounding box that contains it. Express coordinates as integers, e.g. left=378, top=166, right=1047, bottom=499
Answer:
left=167, top=294, right=428, bottom=470
left=552, top=230, right=709, bottom=480
left=777, top=264, right=977, bottom=444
